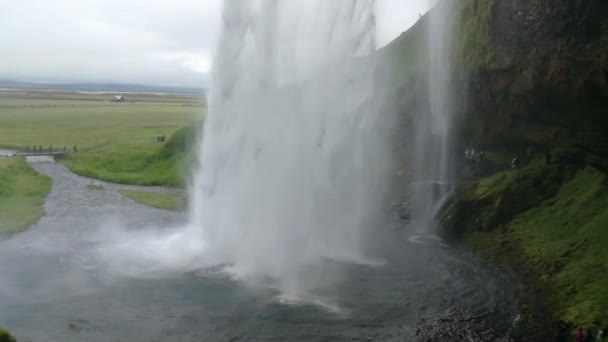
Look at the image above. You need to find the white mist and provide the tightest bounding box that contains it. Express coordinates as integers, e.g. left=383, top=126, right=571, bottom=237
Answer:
left=188, top=0, right=390, bottom=294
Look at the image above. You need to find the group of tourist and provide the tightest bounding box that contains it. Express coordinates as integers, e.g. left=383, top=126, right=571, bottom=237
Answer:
left=464, top=148, right=484, bottom=166
left=464, top=148, right=555, bottom=171
left=557, top=321, right=605, bottom=341
left=576, top=326, right=606, bottom=342
left=24, top=145, right=78, bottom=154
left=465, top=147, right=522, bottom=170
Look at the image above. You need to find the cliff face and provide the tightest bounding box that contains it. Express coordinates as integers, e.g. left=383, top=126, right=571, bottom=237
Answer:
left=434, top=0, right=608, bottom=328
left=459, top=0, right=608, bottom=163
left=381, top=0, right=608, bottom=330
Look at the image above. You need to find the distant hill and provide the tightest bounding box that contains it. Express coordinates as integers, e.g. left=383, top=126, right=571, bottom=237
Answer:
left=0, top=80, right=205, bottom=95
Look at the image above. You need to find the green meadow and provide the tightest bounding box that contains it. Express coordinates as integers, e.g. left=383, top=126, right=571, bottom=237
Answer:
left=0, top=91, right=202, bottom=186
left=0, top=96, right=201, bottom=150
left=0, top=90, right=201, bottom=216
left=0, top=157, right=51, bottom=234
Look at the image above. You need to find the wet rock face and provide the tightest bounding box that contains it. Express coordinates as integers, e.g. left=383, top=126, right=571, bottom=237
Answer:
left=460, top=0, right=608, bottom=161
left=492, top=0, right=607, bottom=59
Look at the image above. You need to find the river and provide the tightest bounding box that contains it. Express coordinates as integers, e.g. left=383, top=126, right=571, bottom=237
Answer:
left=0, top=157, right=518, bottom=341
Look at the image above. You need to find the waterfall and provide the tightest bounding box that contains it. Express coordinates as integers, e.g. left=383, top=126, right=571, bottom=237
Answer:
left=188, top=0, right=389, bottom=294
left=409, top=0, right=458, bottom=231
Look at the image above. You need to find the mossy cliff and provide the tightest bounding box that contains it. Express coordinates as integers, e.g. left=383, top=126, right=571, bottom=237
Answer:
left=381, top=0, right=608, bottom=332
left=439, top=162, right=608, bottom=328
left=443, top=0, right=608, bottom=329
left=457, top=0, right=608, bottom=161
left=0, top=329, right=16, bottom=342
left=380, top=0, right=608, bottom=163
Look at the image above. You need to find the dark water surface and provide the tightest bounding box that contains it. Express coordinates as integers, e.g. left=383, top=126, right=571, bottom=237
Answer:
left=0, top=158, right=517, bottom=341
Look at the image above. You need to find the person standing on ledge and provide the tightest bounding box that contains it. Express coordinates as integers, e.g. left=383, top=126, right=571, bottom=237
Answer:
left=511, top=156, right=520, bottom=170
left=476, top=151, right=485, bottom=166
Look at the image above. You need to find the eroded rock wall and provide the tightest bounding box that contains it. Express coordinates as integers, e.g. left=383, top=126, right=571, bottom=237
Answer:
left=460, top=0, right=608, bottom=162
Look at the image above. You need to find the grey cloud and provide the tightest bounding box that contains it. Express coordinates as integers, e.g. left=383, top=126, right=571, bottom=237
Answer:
left=0, top=0, right=222, bottom=87
left=0, top=0, right=427, bottom=87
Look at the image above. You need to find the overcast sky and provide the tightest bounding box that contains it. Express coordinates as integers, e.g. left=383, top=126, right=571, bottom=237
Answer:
left=0, top=0, right=429, bottom=87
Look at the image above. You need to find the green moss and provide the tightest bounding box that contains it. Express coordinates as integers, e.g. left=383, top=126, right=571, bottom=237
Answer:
left=0, top=329, right=16, bottom=342
left=0, top=157, right=51, bottom=234
left=506, top=167, right=608, bottom=325
left=473, top=170, right=516, bottom=198
left=119, top=189, right=185, bottom=211
left=454, top=0, right=496, bottom=71
left=444, top=163, right=608, bottom=327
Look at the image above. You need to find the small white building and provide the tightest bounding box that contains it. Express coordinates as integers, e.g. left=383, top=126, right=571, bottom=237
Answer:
left=112, top=95, right=125, bottom=102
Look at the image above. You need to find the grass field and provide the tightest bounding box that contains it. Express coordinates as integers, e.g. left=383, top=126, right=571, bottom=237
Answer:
left=0, top=91, right=202, bottom=150
left=62, top=122, right=199, bottom=186
left=0, top=90, right=202, bottom=186
left=62, top=143, right=182, bottom=185
left=119, top=189, right=185, bottom=211
left=0, top=157, right=51, bottom=235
